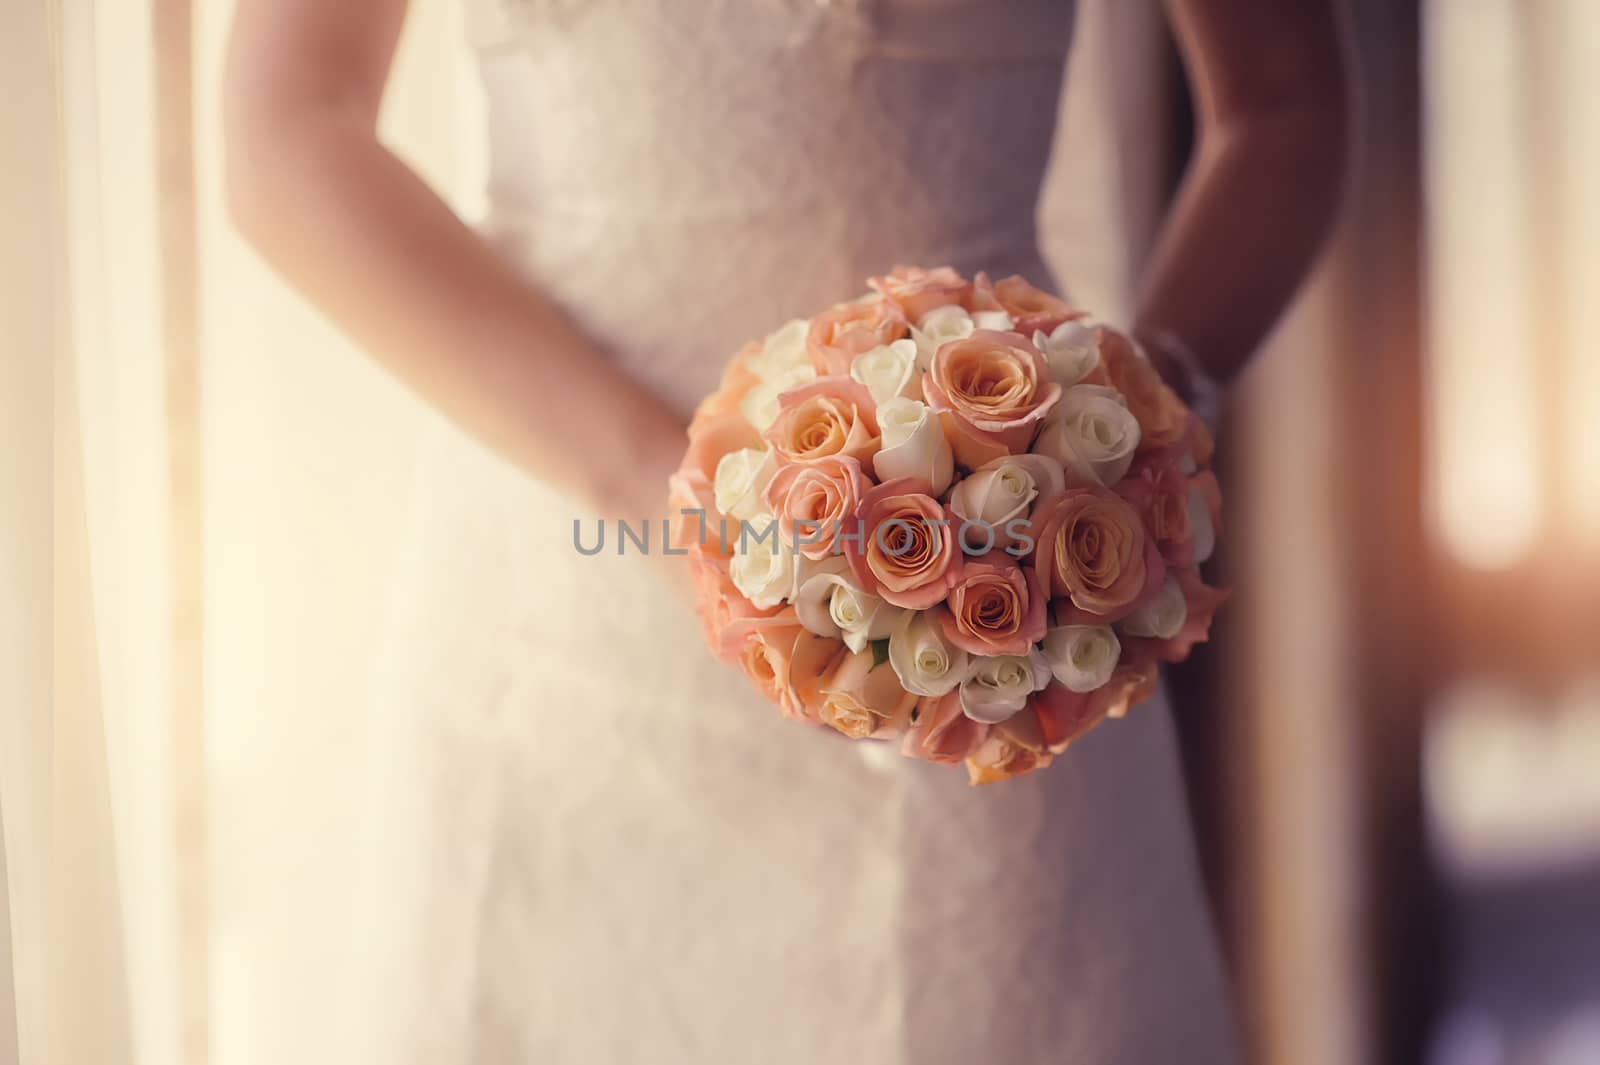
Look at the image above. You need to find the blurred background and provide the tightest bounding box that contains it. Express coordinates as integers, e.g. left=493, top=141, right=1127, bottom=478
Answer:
left=3, top=1, right=1597, bottom=1064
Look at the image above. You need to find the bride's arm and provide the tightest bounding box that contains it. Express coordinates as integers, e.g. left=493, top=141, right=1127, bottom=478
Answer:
left=1134, top=0, right=1351, bottom=396
left=223, top=0, right=686, bottom=520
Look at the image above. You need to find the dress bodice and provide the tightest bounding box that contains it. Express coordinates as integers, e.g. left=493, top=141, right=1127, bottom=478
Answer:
left=466, top=0, right=1078, bottom=413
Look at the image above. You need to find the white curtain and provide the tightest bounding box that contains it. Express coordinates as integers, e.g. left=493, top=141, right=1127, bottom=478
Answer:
left=2, top=2, right=1170, bottom=1063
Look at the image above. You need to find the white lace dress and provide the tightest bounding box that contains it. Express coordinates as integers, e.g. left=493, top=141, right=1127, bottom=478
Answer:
left=357, top=2, right=1239, bottom=1061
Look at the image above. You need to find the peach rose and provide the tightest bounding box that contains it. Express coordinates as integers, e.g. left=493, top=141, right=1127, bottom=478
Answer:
left=934, top=555, right=1048, bottom=657
left=806, top=298, right=909, bottom=376
left=987, top=273, right=1080, bottom=334
left=844, top=478, right=964, bottom=610
left=1123, top=567, right=1230, bottom=665
left=868, top=265, right=973, bottom=322
left=763, top=454, right=872, bottom=560
left=922, top=330, right=1062, bottom=468
left=1116, top=457, right=1196, bottom=568
left=1091, top=330, right=1192, bottom=454
left=1031, top=486, right=1164, bottom=622
left=722, top=613, right=855, bottom=724
left=816, top=647, right=919, bottom=739
left=688, top=341, right=761, bottom=437
left=764, top=377, right=881, bottom=466
left=964, top=734, right=1054, bottom=785
left=902, top=689, right=992, bottom=766
left=720, top=608, right=806, bottom=713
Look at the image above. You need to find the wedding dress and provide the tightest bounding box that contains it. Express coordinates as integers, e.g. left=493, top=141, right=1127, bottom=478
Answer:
left=357, top=1, right=1239, bottom=1061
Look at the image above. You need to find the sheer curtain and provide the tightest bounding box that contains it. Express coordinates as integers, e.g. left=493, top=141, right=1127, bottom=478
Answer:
left=193, top=3, right=482, bottom=1063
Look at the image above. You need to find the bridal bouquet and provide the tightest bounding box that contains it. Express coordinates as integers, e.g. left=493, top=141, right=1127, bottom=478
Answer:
left=670, top=267, right=1226, bottom=784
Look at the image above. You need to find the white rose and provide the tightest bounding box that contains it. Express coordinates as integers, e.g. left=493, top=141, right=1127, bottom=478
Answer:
left=971, top=309, right=1015, bottom=332
left=1187, top=485, right=1216, bottom=564
left=713, top=447, right=777, bottom=521
left=729, top=522, right=795, bottom=610
left=872, top=397, right=955, bottom=496
left=793, top=557, right=900, bottom=652
left=911, top=305, right=974, bottom=369
left=887, top=610, right=970, bottom=697
left=1120, top=575, right=1188, bottom=639
left=949, top=454, right=1067, bottom=533
left=850, top=338, right=921, bottom=406
left=747, top=317, right=812, bottom=381
left=739, top=364, right=816, bottom=431
left=959, top=650, right=1052, bottom=724
left=1040, top=625, right=1121, bottom=692
left=1032, top=384, right=1142, bottom=488
left=1033, top=321, right=1101, bottom=388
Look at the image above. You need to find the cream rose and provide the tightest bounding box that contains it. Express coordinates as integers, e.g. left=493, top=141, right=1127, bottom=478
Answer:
left=959, top=650, right=1052, bottom=724
left=871, top=397, right=955, bottom=496
left=1032, top=384, right=1142, bottom=488
left=793, top=557, right=901, bottom=653
left=948, top=454, right=1066, bottom=534
left=739, top=364, right=817, bottom=431
left=729, top=529, right=795, bottom=610
left=850, top=338, right=921, bottom=406
left=971, top=310, right=1015, bottom=332
left=910, top=305, right=975, bottom=369
left=887, top=609, right=970, bottom=697
left=747, top=318, right=813, bottom=380
left=1120, top=574, right=1188, bottom=639
left=713, top=447, right=777, bottom=521
left=1040, top=625, right=1121, bottom=692
left=1033, top=320, right=1101, bottom=388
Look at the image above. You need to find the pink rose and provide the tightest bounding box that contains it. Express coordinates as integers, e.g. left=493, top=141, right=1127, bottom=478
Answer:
left=868, top=265, right=973, bottom=322
left=806, top=299, right=909, bottom=376
left=922, top=330, right=1062, bottom=468
left=844, top=477, right=965, bottom=610
left=988, top=274, right=1080, bottom=334
left=764, top=377, right=881, bottom=466
left=763, top=454, right=872, bottom=560
left=934, top=555, right=1048, bottom=656
left=1116, top=457, right=1196, bottom=568
left=901, top=689, right=991, bottom=766
left=1030, top=486, right=1164, bottom=622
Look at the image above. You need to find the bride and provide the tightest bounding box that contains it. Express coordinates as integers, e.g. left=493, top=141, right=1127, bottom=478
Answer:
left=223, top=1, right=1347, bottom=1061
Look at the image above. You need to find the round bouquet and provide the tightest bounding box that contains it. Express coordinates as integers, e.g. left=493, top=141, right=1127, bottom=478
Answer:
left=669, top=266, right=1226, bottom=784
